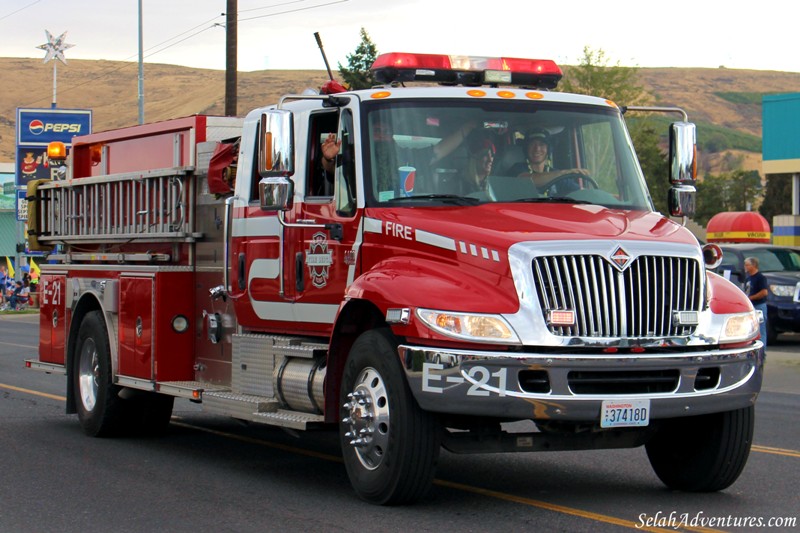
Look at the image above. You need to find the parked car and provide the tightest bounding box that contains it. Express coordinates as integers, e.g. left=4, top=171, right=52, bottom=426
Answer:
left=714, top=243, right=800, bottom=343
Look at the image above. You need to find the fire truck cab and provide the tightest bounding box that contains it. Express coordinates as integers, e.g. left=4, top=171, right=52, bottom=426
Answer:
left=27, top=53, right=763, bottom=505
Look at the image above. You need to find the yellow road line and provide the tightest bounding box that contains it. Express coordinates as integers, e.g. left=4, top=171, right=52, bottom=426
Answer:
left=434, top=478, right=723, bottom=533
left=173, top=420, right=712, bottom=533
left=170, top=420, right=343, bottom=463
left=0, top=383, right=65, bottom=401
left=752, top=445, right=800, bottom=458
left=0, top=384, right=793, bottom=531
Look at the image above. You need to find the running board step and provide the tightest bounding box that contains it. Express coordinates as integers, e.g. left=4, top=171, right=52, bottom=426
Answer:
left=202, top=391, right=280, bottom=420
left=252, top=409, right=326, bottom=430
left=202, top=390, right=325, bottom=429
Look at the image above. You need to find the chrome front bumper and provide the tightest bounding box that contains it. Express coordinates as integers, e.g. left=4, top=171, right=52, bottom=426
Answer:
left=398, top=342, right=764, bottom=421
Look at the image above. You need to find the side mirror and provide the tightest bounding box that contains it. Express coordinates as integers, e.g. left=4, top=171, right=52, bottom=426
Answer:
left=668, top=184, right=696, bottom=217
left=702, top=243, right=723, bottom=270
left=669, top=122, right=696, bottom=185
left=259, top=176, right=294, bottom=211
left=258, top=110, right=294, bottom=177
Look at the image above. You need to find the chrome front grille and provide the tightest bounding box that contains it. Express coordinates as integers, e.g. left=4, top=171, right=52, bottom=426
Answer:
left=532, top=254, right=702, bottom=338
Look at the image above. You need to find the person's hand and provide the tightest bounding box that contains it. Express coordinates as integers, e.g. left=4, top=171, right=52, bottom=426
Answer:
left=322, top=133, right=341, bottom=162
left=557, top=168, right=590, bottom=177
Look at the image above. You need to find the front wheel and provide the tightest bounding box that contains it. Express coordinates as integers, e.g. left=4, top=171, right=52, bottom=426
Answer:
left=645, top=406, right=754, bottom=492
left=339, top=329, right=441, bottom=505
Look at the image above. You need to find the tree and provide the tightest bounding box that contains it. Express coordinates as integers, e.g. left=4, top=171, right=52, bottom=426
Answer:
left=560, top=46, right=648, bottom=106
left=694, top=170, right=763, bottom=227
left=562, top=47, right=669, bottom=211
left=338, top=28, right=378, bottom=90
left=759, top=173, right=793, bottom=226
left=629, top=122, right=669, bottom=214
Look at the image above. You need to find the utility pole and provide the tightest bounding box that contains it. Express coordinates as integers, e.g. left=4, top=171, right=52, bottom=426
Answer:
left=225, top=0, right=237, bottom=116
left=138, top=0, right=145, bottom=124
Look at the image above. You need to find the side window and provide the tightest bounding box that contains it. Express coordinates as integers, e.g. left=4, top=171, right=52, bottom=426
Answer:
left=336, top=109, right=356, bottom=216
left=306, top=111, right=340, bottom=197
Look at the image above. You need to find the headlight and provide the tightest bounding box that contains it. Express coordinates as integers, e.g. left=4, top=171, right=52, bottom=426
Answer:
left=416, top=308, right=520, bottom=344
left=720, top=311, right=759, bottom=342
left=770, top=284, right=796, bottom=297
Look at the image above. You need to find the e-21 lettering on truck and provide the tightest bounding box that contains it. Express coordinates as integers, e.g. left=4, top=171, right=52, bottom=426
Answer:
left=27, top=53, right=763, bottom=504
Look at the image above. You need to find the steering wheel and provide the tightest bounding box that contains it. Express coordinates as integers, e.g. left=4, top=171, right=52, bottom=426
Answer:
left=544, top=172, right=599, bottom=196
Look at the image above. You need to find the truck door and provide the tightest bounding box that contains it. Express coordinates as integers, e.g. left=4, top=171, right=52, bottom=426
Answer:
left=287, top=108, right=359, bottom=319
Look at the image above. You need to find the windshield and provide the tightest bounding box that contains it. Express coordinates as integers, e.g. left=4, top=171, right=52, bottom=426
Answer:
left=363, top=99, right=653, bottom=210
left=748, top=248, right=800, bottom=272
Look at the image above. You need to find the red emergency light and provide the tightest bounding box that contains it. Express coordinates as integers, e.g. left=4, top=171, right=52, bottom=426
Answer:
left=371, top=52, right=563, bottom=89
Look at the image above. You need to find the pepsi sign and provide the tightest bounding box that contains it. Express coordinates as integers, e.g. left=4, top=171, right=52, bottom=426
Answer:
left=16, top=108, right=92, bottom=146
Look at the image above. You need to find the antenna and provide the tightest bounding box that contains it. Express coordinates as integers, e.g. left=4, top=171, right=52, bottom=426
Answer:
left=314, top=32, right=334, bottom=81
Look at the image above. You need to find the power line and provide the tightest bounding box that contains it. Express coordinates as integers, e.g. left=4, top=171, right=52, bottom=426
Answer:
left=19, top=1, right=347, bottom=108
left=22, top=23, right=221, bottom=108
left=240, top=0, right=312, bottom=13
left=238, top=0, right=348, bottom=22
left=0, top=0, right=41, bottom=22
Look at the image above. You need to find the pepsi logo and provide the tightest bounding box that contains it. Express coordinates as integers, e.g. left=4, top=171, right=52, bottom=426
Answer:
left=29, top=120, right=44, bottom=135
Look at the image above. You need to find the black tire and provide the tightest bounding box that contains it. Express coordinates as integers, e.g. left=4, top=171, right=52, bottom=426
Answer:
left=766, top=320, right=778, bottom=345
left=73, top=310, right=126, bottom=437
left=339, top=329, right=441, bottom=505
left=645, top=406, right=754, bottom=492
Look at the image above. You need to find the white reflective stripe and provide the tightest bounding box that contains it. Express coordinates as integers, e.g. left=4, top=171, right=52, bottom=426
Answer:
left=249, top=258, right=279, bottom=282
left=347, top=218, right=364, bottom=287
left=364, top=217, right=382, bottom=234
left=251, top=301, right=338, bottom=324
left=232, top=216, right=281, bottom=237
left=415, top=229, right=456, bottom=251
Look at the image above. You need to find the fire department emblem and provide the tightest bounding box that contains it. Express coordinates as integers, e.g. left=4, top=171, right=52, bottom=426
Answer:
left=306, top=232, right=333, bottom=288
left=609, top=245, right=632, bottom=271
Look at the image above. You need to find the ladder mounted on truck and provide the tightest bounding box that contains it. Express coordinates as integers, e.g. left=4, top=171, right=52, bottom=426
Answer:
left=28, top=166, right=200, bottom=259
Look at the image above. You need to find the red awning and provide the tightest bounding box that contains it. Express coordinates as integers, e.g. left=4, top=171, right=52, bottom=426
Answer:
left=706, top=211, right=771, bottom=243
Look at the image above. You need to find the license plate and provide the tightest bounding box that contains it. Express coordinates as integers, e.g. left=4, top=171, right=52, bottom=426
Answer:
left=600, top=399, right=650, bottom=428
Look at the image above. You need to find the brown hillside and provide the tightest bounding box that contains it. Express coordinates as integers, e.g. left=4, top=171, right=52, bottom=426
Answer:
left=2, top=58, right=800, bottom=171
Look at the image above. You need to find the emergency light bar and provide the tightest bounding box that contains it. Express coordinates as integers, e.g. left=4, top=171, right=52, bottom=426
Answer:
left=371, top=52, right=563, bottom=89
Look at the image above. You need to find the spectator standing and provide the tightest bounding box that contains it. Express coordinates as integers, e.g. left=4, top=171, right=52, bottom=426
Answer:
left=744, top=256, right=769, bottom=348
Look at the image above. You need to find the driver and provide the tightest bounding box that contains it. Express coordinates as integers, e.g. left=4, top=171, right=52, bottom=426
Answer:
left=508, top=128, right=589, bottom=193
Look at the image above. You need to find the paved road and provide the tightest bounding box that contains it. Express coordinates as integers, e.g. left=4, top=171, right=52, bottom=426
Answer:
left=1, top=312, right=797, bottom=532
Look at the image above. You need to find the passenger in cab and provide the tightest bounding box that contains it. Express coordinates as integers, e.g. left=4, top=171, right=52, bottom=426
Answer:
left=464, top=137, right=495, bottom=193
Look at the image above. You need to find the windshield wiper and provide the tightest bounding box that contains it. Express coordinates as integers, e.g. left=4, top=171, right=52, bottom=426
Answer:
left=513, top=197, right=594, bottom=205
left=387, top=194, right=481, bottom=206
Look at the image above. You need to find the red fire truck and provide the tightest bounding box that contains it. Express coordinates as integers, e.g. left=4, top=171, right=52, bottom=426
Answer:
left=26, top=53, right=763, bottom=505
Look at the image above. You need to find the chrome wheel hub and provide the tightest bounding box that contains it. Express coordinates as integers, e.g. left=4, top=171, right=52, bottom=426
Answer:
left=78, top=338, right=100, bottom=411
left=342, top=367, right=390, bottom=470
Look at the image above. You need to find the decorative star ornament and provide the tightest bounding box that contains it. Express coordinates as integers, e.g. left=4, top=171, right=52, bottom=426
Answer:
left=37, top=30, right=75, bottom=65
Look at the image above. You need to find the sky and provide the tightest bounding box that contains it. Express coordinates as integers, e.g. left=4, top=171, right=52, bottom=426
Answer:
left=1, top=0, right=799, bottom=74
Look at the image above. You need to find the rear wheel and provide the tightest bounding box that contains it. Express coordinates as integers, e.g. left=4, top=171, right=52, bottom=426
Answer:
left=340, top=329, right=441, bottom=505
left=73, top=311, right=125, bottom=437
left=645, top=406, right=754, bottom=491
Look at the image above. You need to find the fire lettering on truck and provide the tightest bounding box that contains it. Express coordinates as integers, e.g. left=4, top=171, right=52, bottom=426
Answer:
left=41, top=278, right=61, bottom=307
left=422, top=362, right=508, bottom=397
left=306, top=232, right=333, bottom=288
left=385, top=221, right=412, bottom=240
